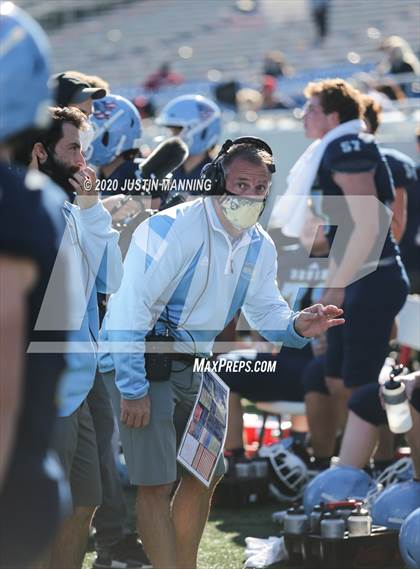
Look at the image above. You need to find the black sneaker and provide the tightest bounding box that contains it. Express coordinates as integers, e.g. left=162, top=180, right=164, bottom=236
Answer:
left=93, top=534, right=152, bottom=569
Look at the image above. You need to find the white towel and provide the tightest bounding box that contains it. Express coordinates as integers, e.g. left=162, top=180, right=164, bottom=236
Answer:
left=269, top=119, right=364, bottom=237
left=244, top=536, right=288, bottom=568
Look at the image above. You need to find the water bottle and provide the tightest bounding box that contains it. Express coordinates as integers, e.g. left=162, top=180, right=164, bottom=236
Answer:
left=284, top=506, right=309, bottom=535
left=310, top=505, right=323, bottom=534
left=283, top=506, right=309, bottom=567
left=320, top=512, right=346, bottom=539
left=272, top=509, right=287, bottom=528
left=235, top=462, right=252, bottom=479
left=332, top=500, right=362, bottom=527
left=253, top=459, right=268, bottom=479
left=347, top=506, right=372, bottom=537
left=381, top=366, right=413, bottom=434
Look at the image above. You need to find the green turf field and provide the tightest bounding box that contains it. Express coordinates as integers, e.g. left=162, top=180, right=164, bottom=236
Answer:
left=83, top=503, right=284, bottom=569
left=197, top=504, right=284, bottom=569
left=83, top=500, right=407, bottom=569
left=82, top=485, right=406, bottom=569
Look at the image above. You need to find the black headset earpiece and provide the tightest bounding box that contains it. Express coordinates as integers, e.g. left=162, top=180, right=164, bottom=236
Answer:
left=200, top=136, right=275, bottom=196
left=200, top=139, right=233, bottom=196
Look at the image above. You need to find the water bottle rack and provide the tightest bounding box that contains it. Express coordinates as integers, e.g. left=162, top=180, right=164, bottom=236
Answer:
left=282, top=526, right=403, bottom=569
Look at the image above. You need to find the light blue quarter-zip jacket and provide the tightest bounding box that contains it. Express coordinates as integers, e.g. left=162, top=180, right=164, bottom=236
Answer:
left=99, top=198, right=308, bottom=400
left=56, top=199, right=123, bottom=416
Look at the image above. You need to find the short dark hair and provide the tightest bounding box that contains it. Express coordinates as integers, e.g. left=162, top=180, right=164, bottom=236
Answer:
left=222, top=143, right=274, bottom=174
left=17, top=106, right=87, bottom=166
left=362, top=95, right=382, bottom=134
left=41, top=106, right=87, bottom=152
left=304, top=78, right=365, bottom=124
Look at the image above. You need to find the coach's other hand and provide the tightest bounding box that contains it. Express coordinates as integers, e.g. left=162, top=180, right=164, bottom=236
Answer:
left=294, top=304, right=344, bottom=338
left=70, top=166, right=99, bottom=208
left=121, top=395, right=151, bottom=428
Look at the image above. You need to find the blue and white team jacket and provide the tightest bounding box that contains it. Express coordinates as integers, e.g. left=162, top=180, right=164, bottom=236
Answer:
left=57, top=199, right=123, bottom=416
left=99, top=198, right=309, bottom=400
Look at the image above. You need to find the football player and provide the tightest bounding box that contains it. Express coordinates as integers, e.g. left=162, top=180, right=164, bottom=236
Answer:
left=156, top=94, right=221, bottom=207
left=296, top=79, right=409, bottom=465
left=0, top=4, right=70, bottom=566
left=363, top=94, right=417, bottom=245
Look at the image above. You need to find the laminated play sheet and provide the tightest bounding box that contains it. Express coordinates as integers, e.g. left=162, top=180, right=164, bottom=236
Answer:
left=177, top=370, right=229, bottom=487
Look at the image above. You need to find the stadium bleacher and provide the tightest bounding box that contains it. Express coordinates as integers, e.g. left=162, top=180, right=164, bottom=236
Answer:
left=18, top=0, right=419, bottom=90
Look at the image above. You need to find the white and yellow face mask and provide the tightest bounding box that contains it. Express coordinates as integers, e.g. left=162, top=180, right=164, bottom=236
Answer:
left=219, top=195, right=265, bottom=230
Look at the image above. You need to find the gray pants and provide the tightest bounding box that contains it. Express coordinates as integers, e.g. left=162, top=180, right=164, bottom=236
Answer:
left=52, top=401, right=102, bottom=507
left=88, top=373, right=127, bottom=548
left=104, top=361, right=226, bottom=486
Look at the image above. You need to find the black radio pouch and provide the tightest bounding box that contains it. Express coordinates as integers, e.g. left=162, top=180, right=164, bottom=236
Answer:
left=144, top=332, right=174, bottom=382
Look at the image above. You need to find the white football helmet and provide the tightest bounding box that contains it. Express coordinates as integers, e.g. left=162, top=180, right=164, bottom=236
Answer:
left=259, top=439, right=308, bottom=503
left=156, top=94, right=221, bottom=155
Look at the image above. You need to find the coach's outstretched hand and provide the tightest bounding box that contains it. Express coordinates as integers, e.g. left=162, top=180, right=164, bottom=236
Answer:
left=294, top=304, right=344, bottom=338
